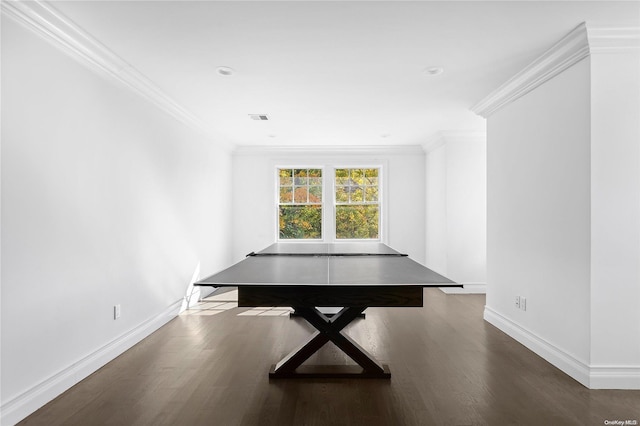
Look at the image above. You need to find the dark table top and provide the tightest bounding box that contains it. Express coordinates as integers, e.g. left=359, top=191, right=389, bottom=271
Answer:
left=195, top=243, right=457, bottom=287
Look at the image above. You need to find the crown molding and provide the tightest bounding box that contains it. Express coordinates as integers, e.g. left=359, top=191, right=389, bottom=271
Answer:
left=471, top=22, right=640, bottom=118
left=471, top=22, right=590, bottom=118
left=1, top=0, right=223, bottom=144
left=587, top=26, right=640, bottom=54
left=422, top=134, right=447, bottom=154
left=233, top=144, right=425, bottom=156
left=422, top=130, right=486, bottom=153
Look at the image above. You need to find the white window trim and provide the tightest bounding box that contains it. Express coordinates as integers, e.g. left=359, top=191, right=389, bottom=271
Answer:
left=275, top=165, right=326, bottom=242
left=275, top=163, right=386, bottom=243
left=331, top=165, right=383, bottom=243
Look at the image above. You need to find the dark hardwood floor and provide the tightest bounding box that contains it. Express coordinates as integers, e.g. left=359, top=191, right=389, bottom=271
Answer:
left=20, top=289, right=639, bottom=425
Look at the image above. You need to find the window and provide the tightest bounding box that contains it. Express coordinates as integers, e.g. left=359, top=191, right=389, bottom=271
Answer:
left=278, top=168, right=323, bottom=239
left=335, top=168, right=379, bottom=239
left=277, top=166, right=381, bottom=241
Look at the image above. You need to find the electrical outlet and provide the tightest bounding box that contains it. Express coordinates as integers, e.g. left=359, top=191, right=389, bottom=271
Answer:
left=515, top=296, right=520, bottom=308
left=114, top=304, right=121, bottom=320
left=520, top=297, right=527, bottom=311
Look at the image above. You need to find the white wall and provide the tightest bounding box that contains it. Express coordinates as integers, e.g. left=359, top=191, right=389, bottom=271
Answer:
left=486, top=58, right=592, bottom=368
left=231, top=147, right=425, bottom=262
left=1, top=18, right=233, bottom=424
left=589, top=50, right=640, bottom=370
left=424, top=133, right=487, bottom=292
left=483, top=33, right=640, bottom=389
left=425, top=145, right=448, bottom=275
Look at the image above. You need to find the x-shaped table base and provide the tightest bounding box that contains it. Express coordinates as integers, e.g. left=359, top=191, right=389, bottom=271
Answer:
left=269, top=306, right=391, bottom=379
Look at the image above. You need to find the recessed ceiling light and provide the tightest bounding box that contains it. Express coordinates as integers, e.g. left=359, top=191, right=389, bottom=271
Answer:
left=424, top=66, right=444, bottom=76
left=216, top=66, right=235, bottom=76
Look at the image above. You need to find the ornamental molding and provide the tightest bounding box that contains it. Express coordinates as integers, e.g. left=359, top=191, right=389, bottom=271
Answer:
left=233, top=144, right=426, bottom=156
left=587, top=26, right=640, bottom=54
left=1, top=0, right=217, bottom=142
left=471, top=22, right=640, bottom=118
left=422, top=131, right=486, bottom=153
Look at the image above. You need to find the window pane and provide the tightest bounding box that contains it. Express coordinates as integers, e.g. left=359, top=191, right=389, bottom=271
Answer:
left=308, top=169, right=322, bottom=185
left=279, top=169, right=293, bottom=186
left=350, top=187, right=364, bottom=202
left=309, top=186, right=322, bottom=202
left=279, top=187, right=292, bottom=203
left=335, top=169, right=349, bottom=185
left=294, top=169, right=307, bottom=185
left=365, top=186, right=378, bottom=202
left=335, top=186, right=349, bottom=203
left=279, top=205, right=322, bottom=239
left=335, top=205, right=379, bottom=239
left=365, top=168, right=378, bottom=185
left=294, top=186, right=308, bottom=203
left=350, top=169, right=365, bottom=185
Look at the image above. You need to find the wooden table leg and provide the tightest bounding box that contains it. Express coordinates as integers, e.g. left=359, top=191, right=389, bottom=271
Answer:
left=270, top=306, right=390, bottom=379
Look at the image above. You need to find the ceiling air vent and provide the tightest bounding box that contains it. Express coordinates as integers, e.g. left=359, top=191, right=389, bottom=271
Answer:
left=249, top=114, right=269, bottom=121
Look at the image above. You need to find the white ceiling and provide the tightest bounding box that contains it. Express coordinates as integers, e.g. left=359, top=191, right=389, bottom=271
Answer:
left=53, top=1, right=639, bottom=147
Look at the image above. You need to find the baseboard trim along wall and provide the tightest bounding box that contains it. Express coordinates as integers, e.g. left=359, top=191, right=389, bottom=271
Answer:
left=484, top=306, right=640, bottom=390
left=439, top=283, right=487, bottom=294
left=589, top=365, right=640, bottom=390
left=1, top=300, right=183, bottom=426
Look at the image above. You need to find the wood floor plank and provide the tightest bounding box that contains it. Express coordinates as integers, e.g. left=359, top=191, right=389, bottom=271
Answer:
left=18, top=289, right=640, bottom=425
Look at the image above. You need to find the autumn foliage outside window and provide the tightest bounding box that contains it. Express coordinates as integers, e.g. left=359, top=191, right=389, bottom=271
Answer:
left=278, top=167, right=380, bottom=240
left=335, top=168, right=379, bottom=239
left=278, top=168, right=323, bottom=239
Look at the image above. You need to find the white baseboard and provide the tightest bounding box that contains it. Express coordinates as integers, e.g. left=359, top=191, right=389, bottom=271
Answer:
left=589, top=365, right=640, bottom=390
left=440, top=283, right=486, bottom=294
left=1, top=300, right=183, bottom=426
left=484, top=306, right=640, bottom=389
left=484, top=305, right=591, bottom=386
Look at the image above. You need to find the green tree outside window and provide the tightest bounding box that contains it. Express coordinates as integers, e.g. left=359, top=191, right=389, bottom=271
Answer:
left=277, top=167, right=380, bottom=240
left=278, top=168, right=322, bottom=239
left=335, top=168, right=379, bottom=239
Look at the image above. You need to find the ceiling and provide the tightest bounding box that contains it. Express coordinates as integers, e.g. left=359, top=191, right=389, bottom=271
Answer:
left=52, top=1, right=639, bottom=147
